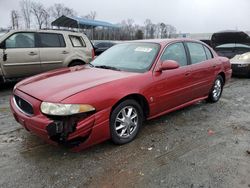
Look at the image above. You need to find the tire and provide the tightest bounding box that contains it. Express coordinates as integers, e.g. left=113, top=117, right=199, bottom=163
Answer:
left=207, top=75, right=224, bottom=103
left=68, top=61, right=84, bottom=67
left=110, top=99, right=143, bottom=145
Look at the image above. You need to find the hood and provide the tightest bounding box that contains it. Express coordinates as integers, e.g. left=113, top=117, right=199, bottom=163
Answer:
left=16, top=66, right=138, bottom=102
left=211, top=30, right=250, bottom=47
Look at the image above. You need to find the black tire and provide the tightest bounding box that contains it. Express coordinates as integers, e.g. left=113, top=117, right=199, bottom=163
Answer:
left=207, top=75, right=224, bottom=103
left=68, top=61, right=84, bottom=67
left=110, top=99, right=143, bottom=145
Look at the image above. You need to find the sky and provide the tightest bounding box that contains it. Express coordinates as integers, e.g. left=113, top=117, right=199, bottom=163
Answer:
left=0, top=0, right=250, bottom=33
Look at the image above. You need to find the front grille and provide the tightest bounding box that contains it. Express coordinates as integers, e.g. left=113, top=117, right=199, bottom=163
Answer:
left=14, top=95, right=34, bottom=116
left=231, top=64, right=250, bottom=74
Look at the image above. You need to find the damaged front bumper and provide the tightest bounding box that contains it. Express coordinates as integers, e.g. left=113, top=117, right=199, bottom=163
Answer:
left=10, top=90, right=111, bottom=151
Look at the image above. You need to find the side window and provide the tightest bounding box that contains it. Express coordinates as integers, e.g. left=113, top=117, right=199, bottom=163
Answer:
left=39, top=33, right=65, bottom=47
left=187, top=42, right=207, bottom=64
left=69, top=35, right=86, bottom=47
left=203, top=45, right=213, bottom=59
left=5, top=32, right=35, bottom=48
left=161, top=42, right=188, bottom=67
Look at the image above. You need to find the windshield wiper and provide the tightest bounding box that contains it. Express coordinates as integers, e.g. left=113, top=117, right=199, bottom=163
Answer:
left=95, top=65, right=121, bottom=71
left=88, top=63, right=95, bottom=67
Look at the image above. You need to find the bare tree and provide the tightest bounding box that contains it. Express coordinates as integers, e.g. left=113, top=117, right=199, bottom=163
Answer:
left=84, top=11, right=97, bottom=20
left=126, top=19, right=134, bottom=40
left=144, top=19, right=152, bottom=39
left=149, top=24, right=156, bottom=39
left=50, top=3, right=75, bottom=19
left=10, top=10, right=20, bottom=29
left=168, top=25, right=177, bottom=38
left=43, top=9, right=51, bottom=29
left=135, top=29, right=144, bottom=39
left=83, top=11, right=97, bottom=39
left=20, top=0, right=32, bottom=28
left=9, top=0, right=177, bottom=40
left=31, top=2, right=46, bottom=29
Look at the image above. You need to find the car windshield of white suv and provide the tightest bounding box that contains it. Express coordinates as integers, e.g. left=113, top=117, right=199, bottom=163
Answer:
left=91, top=42, right=160, bottom=73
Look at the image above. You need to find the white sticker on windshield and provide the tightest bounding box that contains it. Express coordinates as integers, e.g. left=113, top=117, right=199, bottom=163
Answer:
left=134, top=47, right=152, bottom=53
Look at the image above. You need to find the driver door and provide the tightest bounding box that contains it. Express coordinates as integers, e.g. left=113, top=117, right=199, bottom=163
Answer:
left=152, top=42, right=193, bottom=114
left=1, top=32, right=41, bottom=78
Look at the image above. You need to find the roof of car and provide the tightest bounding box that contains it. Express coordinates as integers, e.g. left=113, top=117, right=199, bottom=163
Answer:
left=128, top=38, right=203, bottom=45
left=7, top=29, right=85, bottom=35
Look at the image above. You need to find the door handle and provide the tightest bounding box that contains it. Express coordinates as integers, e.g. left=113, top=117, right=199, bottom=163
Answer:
left=62, top=51, right=69, bottom=54
left=28, top=52, right=37, bottom=56
left=185, top=72, right=191, bottom=76
left=213, top=64, right=216, bottom=68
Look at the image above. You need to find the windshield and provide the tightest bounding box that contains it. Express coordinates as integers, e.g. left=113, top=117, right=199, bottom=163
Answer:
left=216, top=43, right=250, bottom=48
left=91, top=42, right=160, bottom=73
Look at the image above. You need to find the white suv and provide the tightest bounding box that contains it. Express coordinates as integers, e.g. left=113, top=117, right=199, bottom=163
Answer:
left=0, top=30, right=94, bottom=83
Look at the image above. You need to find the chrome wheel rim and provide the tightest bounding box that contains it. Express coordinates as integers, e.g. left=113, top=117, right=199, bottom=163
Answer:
left=212, top=79, right=222, bottom=99
left=115, top=106, right=138, bottom=138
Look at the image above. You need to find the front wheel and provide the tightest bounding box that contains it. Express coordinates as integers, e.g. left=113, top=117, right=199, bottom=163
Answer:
left=207, top=75, right=224, bottom=103
left=110, top=99, right=143, bottom=145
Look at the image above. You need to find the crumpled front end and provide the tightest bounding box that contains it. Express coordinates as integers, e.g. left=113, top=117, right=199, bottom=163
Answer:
left=10, top=89, right=111, bottom=151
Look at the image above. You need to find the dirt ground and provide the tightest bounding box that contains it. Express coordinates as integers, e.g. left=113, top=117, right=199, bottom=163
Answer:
left=0, top=78, right=250, bottom=188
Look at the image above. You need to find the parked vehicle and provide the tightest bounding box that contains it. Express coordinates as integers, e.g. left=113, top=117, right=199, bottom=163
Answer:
left=211, top=30, right=250, bottom=58
left=92, top=40, right=117, bottom=56
left=10, top=39, right=232, bottom=151
left=0, top=30, right=94, bottom=83
left=230, top=52, right=250, bottom=77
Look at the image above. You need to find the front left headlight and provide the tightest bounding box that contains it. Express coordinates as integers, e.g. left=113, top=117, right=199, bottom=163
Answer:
left=40, top=102, right=95, bottom=116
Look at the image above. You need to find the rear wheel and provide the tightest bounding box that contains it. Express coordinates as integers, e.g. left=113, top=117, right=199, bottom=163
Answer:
left=110, top=99, right=143, bottom=145
left=207, top=75, right=224, bottom=103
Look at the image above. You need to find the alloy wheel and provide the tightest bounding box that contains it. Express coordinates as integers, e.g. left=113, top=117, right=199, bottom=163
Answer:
left=114, top=106, right=138, bottom=138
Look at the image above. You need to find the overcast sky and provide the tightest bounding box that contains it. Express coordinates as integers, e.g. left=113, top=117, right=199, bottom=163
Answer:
left=0, top=0, right=250, bottom=33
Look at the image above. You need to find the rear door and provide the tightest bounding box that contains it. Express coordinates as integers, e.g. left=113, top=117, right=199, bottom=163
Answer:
left=185, top=42, right=215, bottom=99
left=1, top=32, right=41, bottom=78
left=38, top=32, right=69, bottom=72
left=152, top=42, right=193, bottom=113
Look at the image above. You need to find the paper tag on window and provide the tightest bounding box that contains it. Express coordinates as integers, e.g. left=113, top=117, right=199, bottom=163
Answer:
left=135, top=47, right=152, bottom=52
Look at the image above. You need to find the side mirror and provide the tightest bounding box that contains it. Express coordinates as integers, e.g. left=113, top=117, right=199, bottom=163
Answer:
left=159, top=60, right=180, bottom=71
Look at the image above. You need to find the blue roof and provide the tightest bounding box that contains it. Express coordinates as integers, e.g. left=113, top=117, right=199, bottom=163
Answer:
left=51, top=15, right=120, bottom=29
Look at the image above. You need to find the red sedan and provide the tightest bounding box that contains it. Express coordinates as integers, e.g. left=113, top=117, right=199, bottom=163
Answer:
left=10, top=39, right=232, bottom=151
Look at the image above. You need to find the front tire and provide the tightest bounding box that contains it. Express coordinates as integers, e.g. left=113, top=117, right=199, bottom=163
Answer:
left=110, top=99, right=143, bottom=145
left=207, top=75, right=224, bottom=103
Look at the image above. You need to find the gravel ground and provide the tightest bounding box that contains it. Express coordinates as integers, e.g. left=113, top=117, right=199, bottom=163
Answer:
left=0, top=78, right=250, bottom=188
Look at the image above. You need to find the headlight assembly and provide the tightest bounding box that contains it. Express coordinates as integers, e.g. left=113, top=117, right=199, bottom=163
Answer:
left=40, top=102, right=95, bottom=116
left=239, top=54, right=250, bottom=61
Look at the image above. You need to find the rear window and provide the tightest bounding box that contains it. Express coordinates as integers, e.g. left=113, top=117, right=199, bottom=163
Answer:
left=187, top=42, right=207, bottom=64
left=39, top=33, right=65, bottom=47
left=69, top=35, right=86, bottom=47
left=203, top=46, right=213, bottom=59
left=216, top=43, right=250, bottom=48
